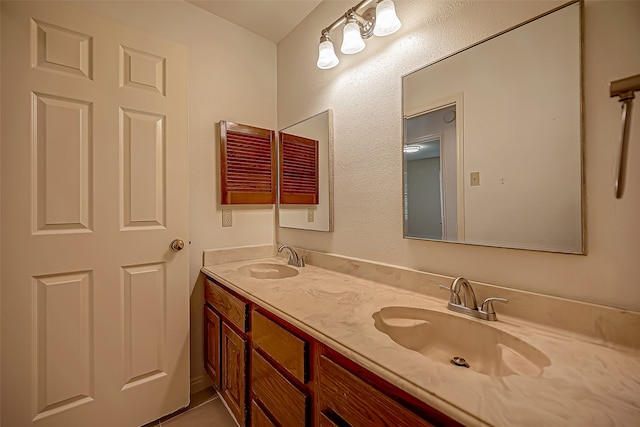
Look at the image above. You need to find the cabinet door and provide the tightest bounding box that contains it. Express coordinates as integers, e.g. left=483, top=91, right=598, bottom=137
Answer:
left=204, top=305, right=221, bottom=389
left=222, top=322, right=248, bottom=426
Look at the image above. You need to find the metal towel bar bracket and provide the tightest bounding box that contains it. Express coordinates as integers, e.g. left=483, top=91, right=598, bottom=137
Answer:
left=610, top=74, right=640, bottom=199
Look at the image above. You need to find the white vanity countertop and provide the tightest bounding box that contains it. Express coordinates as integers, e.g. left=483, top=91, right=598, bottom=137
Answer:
left=201, top=258, right=640, bottom=427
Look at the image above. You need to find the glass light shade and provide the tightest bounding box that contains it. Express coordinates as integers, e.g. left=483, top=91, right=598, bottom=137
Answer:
left=373, top=0, right=401, bottom=36
left=341, top=21, right=365, bottom=54
left=404, top=145, right=420, bottom=153
left=317, top=40, right=339, bottom=69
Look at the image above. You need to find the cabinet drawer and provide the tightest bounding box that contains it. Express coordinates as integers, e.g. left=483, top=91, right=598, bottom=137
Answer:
left=252, top=310, right=307, bottom=383
left=252, top=350, right=307, bottom=427
left=318, top=412, right=340, bottom=427
left=251, top=400, right=277, bottom=427
left=205, top=279, right=247, bottom=332
left=318, top=355, right=434, bottom=427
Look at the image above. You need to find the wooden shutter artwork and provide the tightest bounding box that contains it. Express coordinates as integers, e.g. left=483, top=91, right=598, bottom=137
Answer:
left=279, top=132, right=319, bottom=205
left=220, top=120, right=276, bottom=204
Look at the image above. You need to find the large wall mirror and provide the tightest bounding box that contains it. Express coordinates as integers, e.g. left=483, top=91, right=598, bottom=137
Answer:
left=402, top=1, right=583, bottom=253
left=278, top=110, right=334, bottom=232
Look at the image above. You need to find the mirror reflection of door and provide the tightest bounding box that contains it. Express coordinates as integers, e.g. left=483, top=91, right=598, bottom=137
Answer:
left=404, top=104, right=458, bottom=241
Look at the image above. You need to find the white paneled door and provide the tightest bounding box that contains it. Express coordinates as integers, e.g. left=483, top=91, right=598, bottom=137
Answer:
left=1, top=2, right=190, bottom=426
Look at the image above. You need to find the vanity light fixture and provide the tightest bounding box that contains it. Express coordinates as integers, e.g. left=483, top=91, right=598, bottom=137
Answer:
left=341, top=14, right=366, bottom=54
left=373, top=0, right=402, bottom=36
left=317, top=31, right=339, bottom=69
left=317, top=0, right=401, bottom=69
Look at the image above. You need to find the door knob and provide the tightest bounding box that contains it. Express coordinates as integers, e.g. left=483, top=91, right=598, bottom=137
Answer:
left=170, top=239, right=185, bottom=252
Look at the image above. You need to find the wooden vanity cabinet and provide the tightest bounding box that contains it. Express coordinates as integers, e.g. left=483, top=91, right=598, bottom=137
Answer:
left=250, top=309, right=311, bottom=427
left=315, top=346, right=464, bottom=427
left=317, top=412, right=341, bottom=427
left=203, top=276, right=462, bottom=427
left=204, top=278, right=249, bottom=426
left=317, top=355, right=434, bottom=427
left=251, top=401, right=277, bottom=427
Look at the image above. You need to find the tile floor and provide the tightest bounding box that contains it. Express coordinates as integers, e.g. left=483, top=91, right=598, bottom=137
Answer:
left=143, top=388, right=237, bottom=427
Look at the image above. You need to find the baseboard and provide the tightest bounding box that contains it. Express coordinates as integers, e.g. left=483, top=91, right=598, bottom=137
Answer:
left=190, top=374, right=213, bottom=395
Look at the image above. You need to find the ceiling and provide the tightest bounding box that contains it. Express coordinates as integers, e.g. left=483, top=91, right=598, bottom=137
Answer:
left=187, top=0, right=324, bottom=43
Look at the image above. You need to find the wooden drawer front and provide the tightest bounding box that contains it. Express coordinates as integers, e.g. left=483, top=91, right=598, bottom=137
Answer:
left=318, top=412, right=340, bottom=427
left=318, top=356, right=434, bottom=427
left=204, top=305, right=221, bottom=390
left=251, top=400, right=277, bottom=427
left=252, top=310, right=307, bottom=383
left=205, top=279, right=247, bottom=332
left=222, top=323, right=247, bottom=426
left=252, top=350, right=307, bottom=427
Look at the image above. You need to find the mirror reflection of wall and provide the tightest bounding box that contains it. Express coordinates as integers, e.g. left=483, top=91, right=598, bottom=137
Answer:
left=403, top=1, right=582, bottom=253
left=278, top=110, right=333, bottom=232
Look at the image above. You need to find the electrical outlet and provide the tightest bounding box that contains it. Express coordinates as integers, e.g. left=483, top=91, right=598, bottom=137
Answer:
left=307, top=208, right=315, bottom=222
left=222, top=209, right=232, bottom=227
left=470, top=172, right=480, bottom=186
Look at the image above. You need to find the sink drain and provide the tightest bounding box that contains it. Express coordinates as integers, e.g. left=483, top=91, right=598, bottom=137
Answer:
left=450, top=356, right=470, bottom=368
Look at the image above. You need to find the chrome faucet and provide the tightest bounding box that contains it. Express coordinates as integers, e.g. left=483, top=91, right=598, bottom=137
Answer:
left=440, top=277, right=508, bottom=321
left=277, top=244, right=305, bottom=267
left=450, top=277, right=478, bottom=309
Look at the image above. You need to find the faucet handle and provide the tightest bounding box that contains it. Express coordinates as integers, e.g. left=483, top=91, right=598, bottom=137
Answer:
left=481, top=297, right=509, bottom=314
left=298, top=256, right=306, bottom=267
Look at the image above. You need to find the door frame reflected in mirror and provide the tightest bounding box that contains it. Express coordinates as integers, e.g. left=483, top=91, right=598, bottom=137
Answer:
left=404, top=96, right=464, bottom=242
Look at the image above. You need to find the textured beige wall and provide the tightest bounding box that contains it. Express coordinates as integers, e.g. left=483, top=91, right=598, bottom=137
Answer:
left=277, top=0, right=640, bottom=312
left=69, top=0, right=277, bottom=391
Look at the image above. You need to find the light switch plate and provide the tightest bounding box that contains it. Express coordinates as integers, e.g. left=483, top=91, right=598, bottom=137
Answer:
left=470, top=172, right=480, bottom=186
left=307, top=208, right=315, bottom=222
left=222, top=209, right=232, bottom=227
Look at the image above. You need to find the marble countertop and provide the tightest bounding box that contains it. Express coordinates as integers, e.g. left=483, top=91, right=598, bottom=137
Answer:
left=202, top=257, right=640, bottom=427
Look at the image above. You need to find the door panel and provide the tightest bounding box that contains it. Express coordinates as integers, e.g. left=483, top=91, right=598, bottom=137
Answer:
left=204, top=306, right=222, bottom=389
left=121, top=262, right=166, bottom=388
left=120, top=108, right=166, bottom=229
left=33, top=93, right=93, bottom=234
left=33, top=271, right=94, bottom=420
left=2, top=2, right=189, bottom=426
left=222, top=323, right=247, bottom=426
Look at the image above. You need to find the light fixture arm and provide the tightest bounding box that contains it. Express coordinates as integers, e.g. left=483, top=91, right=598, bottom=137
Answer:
left=319, top=30, right=330, bottom=43
left=320, top=0, right=376, bottom=37
left=350, top=9, right=376, bottom=39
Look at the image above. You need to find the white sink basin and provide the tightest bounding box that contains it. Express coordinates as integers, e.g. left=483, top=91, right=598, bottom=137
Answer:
left=238, top=263, right=299, bottom=279
left=373, top=306, right=550, bottom=377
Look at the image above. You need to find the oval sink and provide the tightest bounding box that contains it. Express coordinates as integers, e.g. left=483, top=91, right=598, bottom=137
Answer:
left=238, top=263, right=299, bottom=279
left=373, top=306, right=550, bottom=377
